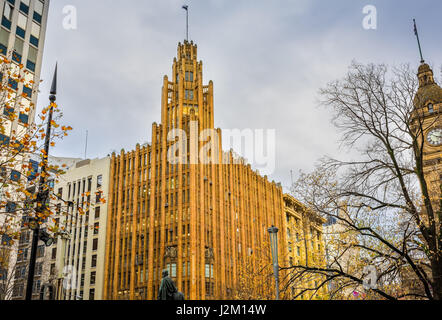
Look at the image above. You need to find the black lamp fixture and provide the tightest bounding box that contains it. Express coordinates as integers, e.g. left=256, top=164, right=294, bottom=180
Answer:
left=25, top=64, right=58, bottom=300
left=268, top=225, right=280, bottom=300
left=39, top=230, right=54, bottom=247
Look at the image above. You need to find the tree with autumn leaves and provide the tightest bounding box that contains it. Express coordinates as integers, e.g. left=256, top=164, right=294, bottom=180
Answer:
left=233, top=241, right=277, bottom=300
left=0, top=57, right=105, bottom=299
left=0, top=57, right=73, bottom=238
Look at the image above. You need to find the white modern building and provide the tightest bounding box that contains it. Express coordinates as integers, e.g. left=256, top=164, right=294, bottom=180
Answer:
left=52, top=157, right=111, bottom=300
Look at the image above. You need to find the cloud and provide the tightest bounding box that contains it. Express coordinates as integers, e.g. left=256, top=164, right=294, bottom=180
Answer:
left=36, top=0, right=442, bottom=189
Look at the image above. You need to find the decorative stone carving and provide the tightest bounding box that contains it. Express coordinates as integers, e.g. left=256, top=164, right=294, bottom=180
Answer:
left=205, top=247, right=214, bottom=260
left=164, top=246, right=178, bottom=259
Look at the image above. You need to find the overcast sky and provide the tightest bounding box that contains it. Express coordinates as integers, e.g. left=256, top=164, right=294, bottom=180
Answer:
left=36, top=0, right=441, bottom=191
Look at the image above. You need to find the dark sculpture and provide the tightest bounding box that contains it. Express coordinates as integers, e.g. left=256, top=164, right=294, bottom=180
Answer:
left=158, top=269, right=184, bottom=300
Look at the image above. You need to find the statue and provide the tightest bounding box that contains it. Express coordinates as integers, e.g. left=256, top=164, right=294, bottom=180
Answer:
left=158, top=269, right=184, bottom=300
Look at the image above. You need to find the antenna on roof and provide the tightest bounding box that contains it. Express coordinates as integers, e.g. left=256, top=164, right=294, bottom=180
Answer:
left=290, top=170, right=294, bottom=189
left=84, top=130, right=88, bottom=159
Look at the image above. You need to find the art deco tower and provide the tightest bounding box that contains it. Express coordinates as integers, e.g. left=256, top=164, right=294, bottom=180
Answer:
left=103, top=41, right=287, bottom=300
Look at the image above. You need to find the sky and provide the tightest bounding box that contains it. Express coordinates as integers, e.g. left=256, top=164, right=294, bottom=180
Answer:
left=36, top=0, right=442, bottom=192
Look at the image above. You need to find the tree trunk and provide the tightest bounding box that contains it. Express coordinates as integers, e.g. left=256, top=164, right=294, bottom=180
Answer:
left=431, top=257, right=442, bottom=300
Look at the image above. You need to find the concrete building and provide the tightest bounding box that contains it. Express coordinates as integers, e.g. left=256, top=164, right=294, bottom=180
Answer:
left=52, top=157, right=111, bottom=301
left=103, top=41, right=288, bottom=300
left=0, top=0, right=49, bottom=300
left=0, top=0, right=49, bottom=138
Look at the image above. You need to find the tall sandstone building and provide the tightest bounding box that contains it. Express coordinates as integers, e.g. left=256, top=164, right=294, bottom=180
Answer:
left=283, top=194, right=327, bottom=299
left=103, top=41, right=288, bottom=300
left=411, top=62, right=441, bottom=216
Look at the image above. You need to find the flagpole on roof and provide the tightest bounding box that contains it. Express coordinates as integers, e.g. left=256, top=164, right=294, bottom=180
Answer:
left=413, top=19, right=425, bottom=64
left=182, top=5, right=189, bottom=41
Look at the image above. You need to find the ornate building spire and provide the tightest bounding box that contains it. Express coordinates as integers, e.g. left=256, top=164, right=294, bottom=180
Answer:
left=412, top=20, right=442, bottom=106
left=417, top=63, right=435, bottom=88
left=415, top=63, right=442, bottom=107
left=161, top=41, right=214, bottom=131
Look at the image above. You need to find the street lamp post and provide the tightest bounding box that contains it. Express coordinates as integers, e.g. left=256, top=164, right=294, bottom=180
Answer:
left=55, top=230, right=71, bottom=300
left=25, top=64, right=58, bottom=300
left=268, top=225, right=279, bottom=300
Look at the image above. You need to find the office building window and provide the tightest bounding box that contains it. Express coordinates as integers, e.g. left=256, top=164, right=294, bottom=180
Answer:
left=20, top=0, right=30, bottom=15
left=16, top=12, right=27, bottom=38
left=32, top=280, right=41, bottom=293
left=22, top=85, right=32, bottom=98
left=36, top=245, right=44, bottom=258
left=3, top=105, right=14, bottom=117
left=2, top=3, right=13, bottom=29
left=0, top=134, right=10, bottom=146
left=90, top=271, right=96, bottom=285
left=30, top=21, right=39, bottom=47
left=95, top=191, right=102, bottom=203
left=26, top=45, right=37, bottom=71
left=95, top=206, right=100, bottom=219
left=91, top=255, right=97, bottom=268
left=185, top=71, right=193, bottom=82
left=89, top=288, right=95, bottom=300
left=33, top=1, right=43, bottom=23
left=0, top=28, right=10, bottom=54
left=171, top=263, right=176, bottom=277
left=94, top=222, right=99, bottom=235
left=13, top=284, right=24, bottom=297
left=428, top=103, right=434, bottom=114
left=205, top=264, right=210, bottom=278
left=97, top=175, right=103, bottom=188
left=13, top=37, right=24, bottom=63
left=19, top=112, right=29, bottom=124
left=92, top=238, right=98, bottom=251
